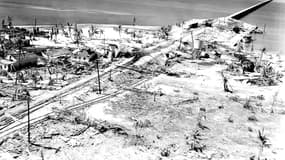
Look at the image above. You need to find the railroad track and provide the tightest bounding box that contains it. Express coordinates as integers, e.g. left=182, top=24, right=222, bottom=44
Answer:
left=2, top=39, right=173, bottom=122
left=0, top=51, right=163, bottom=134
left=0, top=36, right=177, bottom=137
left=0, top=77, right=149, bottom=137
left=0, top=58, right=137, bottom=130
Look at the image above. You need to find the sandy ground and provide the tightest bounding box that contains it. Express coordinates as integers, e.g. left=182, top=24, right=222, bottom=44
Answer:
left=1, top=51, right=284, bottom=160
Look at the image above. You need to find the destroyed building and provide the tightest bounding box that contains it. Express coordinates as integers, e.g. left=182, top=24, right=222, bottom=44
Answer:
left=2, top=52, right=46, bottom=72
left=0, top=58, right=12, bottom=71
left=71, top=48, right=98, bottom=64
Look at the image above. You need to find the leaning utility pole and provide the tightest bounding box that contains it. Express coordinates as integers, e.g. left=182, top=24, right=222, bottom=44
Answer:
left=96, top=60, right=101, bottom=94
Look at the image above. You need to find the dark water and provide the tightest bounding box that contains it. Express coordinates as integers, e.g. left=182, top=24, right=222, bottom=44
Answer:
left=242, top=2, right=285, bottom=53
left=0, top=0, right=284, bottom=52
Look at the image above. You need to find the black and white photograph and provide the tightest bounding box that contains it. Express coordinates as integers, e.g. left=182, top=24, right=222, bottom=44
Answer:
left=0, top=0, right=284, bottom=159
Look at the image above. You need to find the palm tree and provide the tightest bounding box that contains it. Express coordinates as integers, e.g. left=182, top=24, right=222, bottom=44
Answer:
left=31, top=73, right=38, bottom=88
left=118, top=25, right=122, bottom=38
left=1, top=19, right=5, bottom=29
left=7, top=16, right=12, bottom=28
left=257, top=129, right=270, bottom=160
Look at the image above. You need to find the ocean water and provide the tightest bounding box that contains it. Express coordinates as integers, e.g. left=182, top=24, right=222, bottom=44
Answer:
left=242, top=2, right=285, bottom=53
left=0, top=0, right=284, bottom=52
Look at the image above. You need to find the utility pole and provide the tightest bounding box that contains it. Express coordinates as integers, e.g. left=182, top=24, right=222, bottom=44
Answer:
left=179, top=23, right=183, bottom=50
left=96, top=60, right=101, bottom=94
left=26, top=91, right=31, bottom=144
left=251, top=40, right=254, bottom=52
left=179, top=37, right=182, bottom=50
left=56, top=64, right=58, bottom=83
left=74, top=23, right=79, bottom=46
left=133, top=16, right=136, bottom=26
left=103, top=34, right=106, bottom=55
left=191, top=31, right=194, bottom=49
left=259, top=48, right=266, bottom=66
left=34, top=17, right=37, bottom=36
left=15, top=72, right=18, bottom=85
left=108, top=70, right=112, bottom=81
left=118, top=25, right=122, bottom=38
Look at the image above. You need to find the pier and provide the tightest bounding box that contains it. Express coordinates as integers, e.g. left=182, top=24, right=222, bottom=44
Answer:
left=228, top=0, right=273, bottom=20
